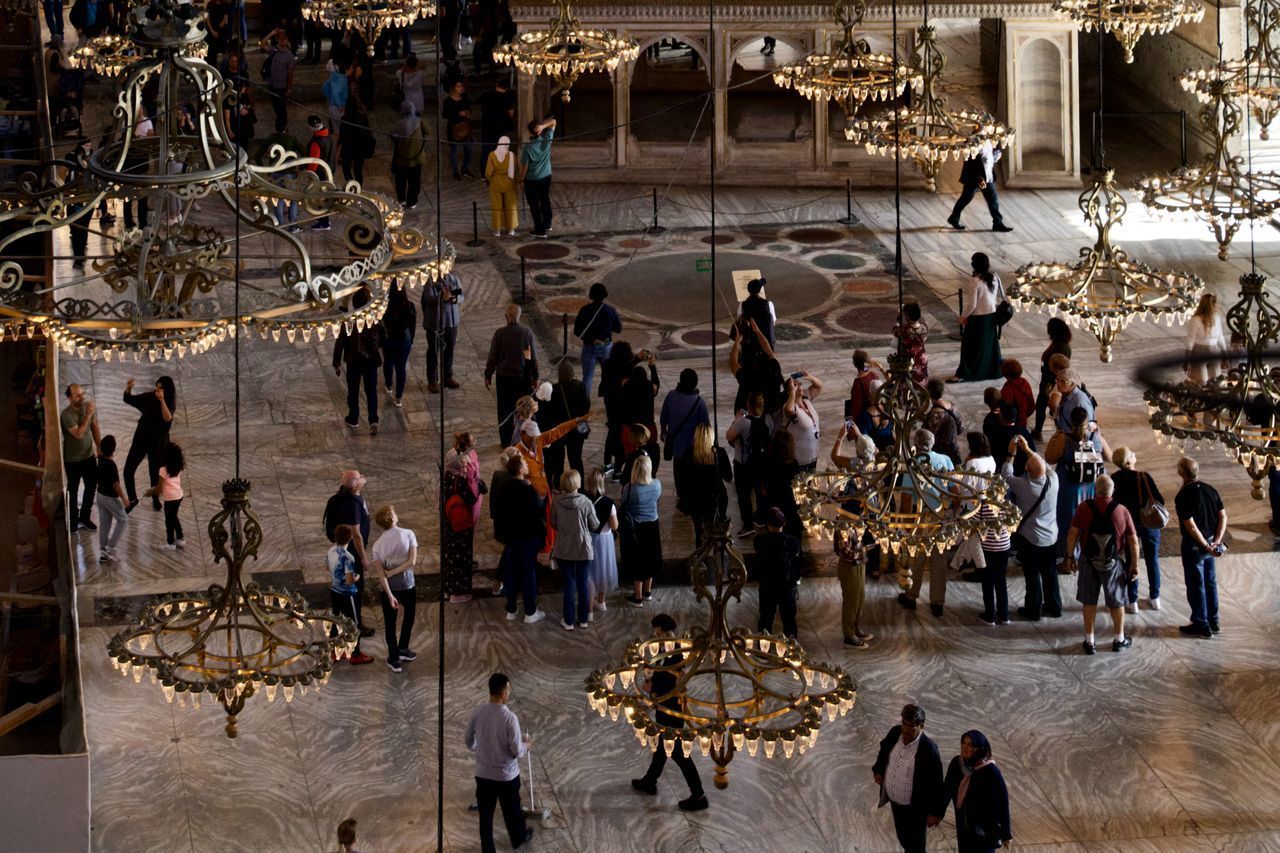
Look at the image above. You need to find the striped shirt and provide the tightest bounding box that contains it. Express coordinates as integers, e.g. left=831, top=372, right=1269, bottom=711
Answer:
left=978, top=501, right=1010, bottom=552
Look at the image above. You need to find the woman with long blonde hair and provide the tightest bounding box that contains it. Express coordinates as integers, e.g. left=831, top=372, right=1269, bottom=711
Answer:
left=1185, top=292, right=1226, bottom=384
left=682, top=423, right=732, bottom=547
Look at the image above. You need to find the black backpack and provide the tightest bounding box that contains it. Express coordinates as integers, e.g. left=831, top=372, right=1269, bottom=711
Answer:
left=743, top=414, right=771, bottom=463
left=260, top=50, right=275, bottom=81
left=1082, top=499, right=1119, bottom=573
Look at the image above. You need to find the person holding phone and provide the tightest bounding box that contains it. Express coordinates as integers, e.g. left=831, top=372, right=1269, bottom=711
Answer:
left=782, top=370, right=823, bottom=471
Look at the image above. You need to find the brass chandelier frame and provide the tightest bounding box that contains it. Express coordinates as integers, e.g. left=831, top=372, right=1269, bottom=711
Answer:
left=846, top=18, right=1013, bottom=192
left=493, top=0, right=639, bottom=101
left=1010, top=170, right=1204, bottom=363
left=1052, top=0, right=1204, bottom=63
left=1180, top=0, right=1280, bottom=140
left=302, top=0, right=434, bottom=57
left=773, top=0, right=921, bottom=115
left=108, top=479, right=358, bottom=737
left=794, top=354, right=1021, bottom=559
left=585, top=523, right=856, bottom=790
left=0, top=0, right=453, bottom=361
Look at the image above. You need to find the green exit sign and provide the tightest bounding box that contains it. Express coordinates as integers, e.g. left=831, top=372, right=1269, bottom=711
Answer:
left=695, top=258, right=712, bottom=273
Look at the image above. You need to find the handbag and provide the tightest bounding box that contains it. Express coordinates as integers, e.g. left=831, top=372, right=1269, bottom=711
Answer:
left=1137, top=472, right=1170, bottom=529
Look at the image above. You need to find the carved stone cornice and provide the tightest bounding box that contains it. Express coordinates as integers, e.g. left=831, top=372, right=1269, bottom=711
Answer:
left=509, top=1, right=1059, bottom=24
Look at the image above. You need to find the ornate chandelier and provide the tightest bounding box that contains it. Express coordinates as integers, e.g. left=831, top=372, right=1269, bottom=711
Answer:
left=1052, top=0, right=1204, bottom=63
left=585, top=523, right=856, bottom=789
left=846, top=20, right=1013, bottom=192
left=493, top=0, right=638, bottom=102
left=107, top=479, right=358, bottom=738
left=773, top=0, right=921, bottom=115
left=794, top=354, right=1021, bottom=559
left=0, top=0, right=452, bottom=361
left=302, top=0, right=434, bottom=57
left=69, top=33, right=145, bottom=77
left=1145, top=272, right=1280, bottom=497
left=1136, top=35, right=1280, bottom=259
left=1180, top=0, right=1280, bottom=140
left=1010, top=170, right=1203, bottom=362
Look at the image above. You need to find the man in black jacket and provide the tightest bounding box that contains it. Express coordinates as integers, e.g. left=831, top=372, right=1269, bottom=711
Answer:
left=322, top=470, right=375, bottom=638
left=493, top=455, right=546, bottom=623
left=872, top=704, right=945, bottom=852
left=946, top=141, right=1013, bottom=233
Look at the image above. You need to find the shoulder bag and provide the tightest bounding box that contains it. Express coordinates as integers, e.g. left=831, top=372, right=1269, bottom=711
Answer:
left=1011, top=477, right=1050, bottom=549
left=993, top=279, right=1014, bottom=327
left=1137, top=472, right=1170, bottom=529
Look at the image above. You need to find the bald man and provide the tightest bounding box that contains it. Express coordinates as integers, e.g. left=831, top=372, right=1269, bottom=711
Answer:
left=1002, top=437, right=1061, bottom=621
left=323, top=470, right=375, bottom=638
left=484, top=304, right=538, bottom=447
left=61, top=384, right=101, bottom=532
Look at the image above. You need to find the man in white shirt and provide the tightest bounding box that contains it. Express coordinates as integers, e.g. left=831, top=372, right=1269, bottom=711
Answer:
left=872, top=704, right=945, bottom=852
left=465, top=673, right=535, bottom=852
left=782, top=370, right=823, bottom=470
left=947, top=140, right=1014, bottom=233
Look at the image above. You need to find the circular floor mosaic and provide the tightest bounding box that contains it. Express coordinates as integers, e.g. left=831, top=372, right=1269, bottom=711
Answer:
left=516, top=243, right=573, bottom=260
left=602, top=250, right=836, bottom=326
left=789, top=227, right=843, bottom=244
left=812, top=253, right=869, bottom=271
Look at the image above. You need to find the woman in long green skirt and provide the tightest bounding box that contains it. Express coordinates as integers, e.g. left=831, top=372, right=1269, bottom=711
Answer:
left=950, top=252, right=1004, bottom=382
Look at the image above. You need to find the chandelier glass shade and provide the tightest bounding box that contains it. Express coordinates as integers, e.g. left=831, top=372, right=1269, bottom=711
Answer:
left=302, top=0, right=434, bottom=56
left=584, top=522, right=856, bottom=790
left=1052, top=0, right=1204, bottom=62
left=1135, top=79, right=1280, bottom=260
left=493, top=0, right=638, bottom=102
left=1011, top=169, right=1204, bottom=363
left=69, top=34, right=146, bottom=77
left=845, top=24, right=1012, bottom=192
left=1145, top=272, right=1280, bottom=498
left=107, top=479, right=359, bottom=737
left=773, top=0, right=921, bottom=115
left=0, top=0, right=453, bottom=361
left=793, top=354, right=1020, bottom=559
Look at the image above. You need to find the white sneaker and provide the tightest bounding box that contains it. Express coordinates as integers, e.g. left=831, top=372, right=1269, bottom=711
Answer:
left=1125, top=603, right=1138, bottom=615
left=587, top=611, right=594, bottom=622
left=175, top=539, right=185, bottom=550
left=507, top=230, right=517, bottom=237
left=525, top=609, right=546, bottom=624
left=384, top=384, right=394, bottom=394
left=1150, top=597, right=1162, bottom=610
left=161, top=543, right=177, bottom=551
left=493, top=230, right=502, bottom=237
left=598, top=601, right=607, bottom=612
left=99, top=550, right=112, bottom=564
left=506, top=610, right=519, bottom=621
left=560, top=618, right=575, bottom=631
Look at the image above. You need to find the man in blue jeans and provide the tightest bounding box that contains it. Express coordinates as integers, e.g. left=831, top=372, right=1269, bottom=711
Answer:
left=1174, top=457, right=1227, bottom=639
left=572, top=282, right=622, bottom=393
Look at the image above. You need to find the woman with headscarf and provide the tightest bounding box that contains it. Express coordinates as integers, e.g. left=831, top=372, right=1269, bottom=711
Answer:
left=943, top=730, right=1012, bottom=852
left=443, top=432, right=483, bottom=603
left=122, top=375, right=176, bottom=511
left=949, top=252, right=1005, bottom=382
left=485, top=134, right=519, bottom=236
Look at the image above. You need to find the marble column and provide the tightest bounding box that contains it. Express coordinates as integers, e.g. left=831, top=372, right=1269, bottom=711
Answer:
left=613, top=47, right=631, bottom=168
left=1001, top=19, right=1083, bottom=187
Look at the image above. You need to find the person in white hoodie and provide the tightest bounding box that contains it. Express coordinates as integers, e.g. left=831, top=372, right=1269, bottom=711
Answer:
left=550, top=469, right=600, bottom=630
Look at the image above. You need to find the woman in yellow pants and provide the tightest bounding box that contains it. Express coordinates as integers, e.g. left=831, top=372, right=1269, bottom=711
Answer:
left=485, top=135, right=519, bottom=236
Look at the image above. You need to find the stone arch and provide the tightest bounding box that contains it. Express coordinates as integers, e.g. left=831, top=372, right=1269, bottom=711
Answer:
left=726, top=33, right=814, bottom=144
left=1017, top=37, right=1066, bottom=171
left=630, top=34, right=714, bottom=142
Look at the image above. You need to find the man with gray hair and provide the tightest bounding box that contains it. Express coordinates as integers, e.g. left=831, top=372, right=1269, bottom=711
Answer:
left=1002, top=435, right=1061, bottom=620
left=1063, top=473, right=1139, bottom=654
left=485, top=303, right=538, bottom=447
left=900, top=429, right=954, bottom=616
left=1048, top=359, right=1094, bottom=435
left=1174, top=457, right=1227, bottom=638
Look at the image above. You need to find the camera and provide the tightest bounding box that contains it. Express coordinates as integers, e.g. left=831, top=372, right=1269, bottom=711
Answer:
left=1211, top=542, right=1227, bottom=557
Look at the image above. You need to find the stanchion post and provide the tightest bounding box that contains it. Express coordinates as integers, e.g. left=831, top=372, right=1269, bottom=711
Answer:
left=465, top=200, right=485, bottom=247
left=520, top=255, right=528, bottom=304
left=562, top=313, right=569, bottom=355
left=646, top=186, right=667, bottom=234
left=837, top=178, right=859, bottom=226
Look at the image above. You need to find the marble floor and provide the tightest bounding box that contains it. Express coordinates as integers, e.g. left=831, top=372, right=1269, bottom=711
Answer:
left=58, top=22, right=1280, bottom=853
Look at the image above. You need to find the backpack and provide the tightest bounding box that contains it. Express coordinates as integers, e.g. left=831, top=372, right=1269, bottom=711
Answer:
left=1082, top=499, right=1120, bottom=573
left=260, top=50, right=275, bottom=81
left=1066, top=435, right=1104, bottom=484
left=742, top=414, right=771, bottom=463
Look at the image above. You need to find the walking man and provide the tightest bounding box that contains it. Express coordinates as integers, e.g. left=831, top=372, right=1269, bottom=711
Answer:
left=1002, top=438, right=1062, bottom=621
left=422, top=271, right=464, bottom=394
left=572, top=282, right=622, bottom=394
left=322, top=470, right=377, bottom=640
left=630, top=613, right=709, bottom=811
left=946, top=140, right=1013, bottom=233
left=1062, top=474, right=1140, bottom=654
left=1174, top=457, right=1227, bottom=639
left=521, top=116, right=556, bottom=237
left=61, top=383, right=101, bottom=532
left=872, top=704, right=945, bottom=852
left=465, top=673, right=535, bottom=853
left=485, top=303, right=538, bottom=448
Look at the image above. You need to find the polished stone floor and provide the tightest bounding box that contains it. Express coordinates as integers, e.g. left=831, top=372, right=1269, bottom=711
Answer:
left=59, top=20, right=1280, bottom=853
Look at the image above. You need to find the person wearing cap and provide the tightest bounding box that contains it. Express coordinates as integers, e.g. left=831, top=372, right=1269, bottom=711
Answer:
left=735, top=277, right=776, bottom=361
left=573, top=283, right=623, bottom=394
left=753, top=506, right=802, bottom=638
left=485, top=304, right=539, bottom=448
left=512, top=395, right=592, bottom=500
left=304, top=115, right=333, bottom=231
left=630, top=613, right=709, bottom=811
